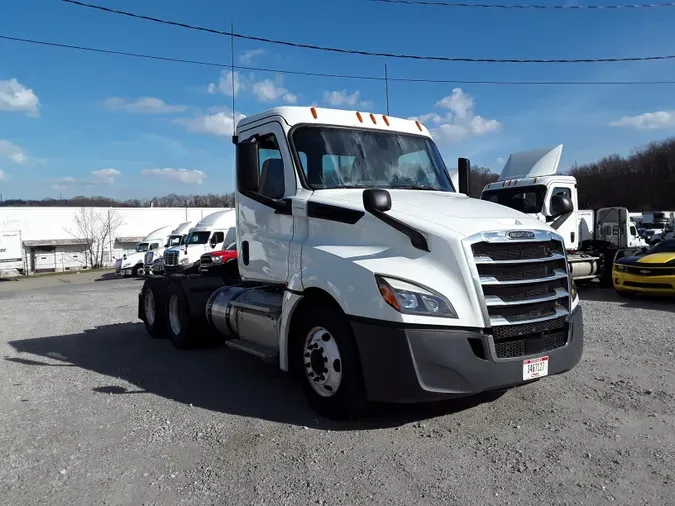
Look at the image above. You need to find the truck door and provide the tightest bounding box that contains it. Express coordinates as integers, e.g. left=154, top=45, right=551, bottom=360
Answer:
left=236, top=121, right=295, bottom=283
left=545, top=184, right=579, bottom=250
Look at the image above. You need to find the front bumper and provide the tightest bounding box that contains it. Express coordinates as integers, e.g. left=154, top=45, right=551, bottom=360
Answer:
left=613, top=270, right=675, bottom=295
left=351, top=306, right=584, bottom=404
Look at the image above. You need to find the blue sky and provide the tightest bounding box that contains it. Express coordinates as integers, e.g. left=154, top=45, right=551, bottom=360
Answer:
left=2, top=0, right=675, bottom=200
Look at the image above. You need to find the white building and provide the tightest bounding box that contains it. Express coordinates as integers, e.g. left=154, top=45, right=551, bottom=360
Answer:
left=0, top=206, right=231, bottom=275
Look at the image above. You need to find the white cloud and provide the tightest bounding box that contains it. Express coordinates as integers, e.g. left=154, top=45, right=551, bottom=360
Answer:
left=253, top=78, right=297, bottom=104
left=239, top=49, right=266, bottom=65
left=0, top=140, right=28, bottom=164
left=496, top=157, right=506, bottom=165
left=92, top=168, right=121, bottom=185
left=0, top=78, right=40, bottom=116
left=410, top=88, right=500, bottom=145
left=609, top=111, right=675, bottom=130
left=173, top=109, right=246, bottom=138
left=207, top=70, right=246, bottom=97
left=103, top=96, right=188, bottom=114
left=322, top=89, right=372, bottom=109
left=141, top=168, right=206, bottom=184
left=0, top=170, right=7, bottom=181
left=48, top=169, right=121, bottom=189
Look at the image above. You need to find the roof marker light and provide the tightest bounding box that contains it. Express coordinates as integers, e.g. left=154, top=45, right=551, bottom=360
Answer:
left=356, top=112, right=363, bottom=123
left=310, top=107, right=318, bottom=119
left=415, top=121, right=423, bottom=132
left=383, top=115, right=390, bottom=126
left=370, top=113, right=377, bottom=124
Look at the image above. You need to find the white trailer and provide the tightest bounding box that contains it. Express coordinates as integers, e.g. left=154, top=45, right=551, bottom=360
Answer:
left=138, top=106, right=584, bottom=420
left=480, top=145, right=646, bottom=285
left=0, top=230, right=24, bottom=276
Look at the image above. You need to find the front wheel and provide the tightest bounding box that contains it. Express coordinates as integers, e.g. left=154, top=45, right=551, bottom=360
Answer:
left=293, top=304, right=369, bottom=420
left=133, top=263, right=145, bottom=277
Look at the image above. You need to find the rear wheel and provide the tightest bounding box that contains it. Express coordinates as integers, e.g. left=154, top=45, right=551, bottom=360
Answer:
left=141, top=282, right=166, bottom=338
left=165, top=283, right=194, bottom=349
left=293, top=304, right=369, bottom=420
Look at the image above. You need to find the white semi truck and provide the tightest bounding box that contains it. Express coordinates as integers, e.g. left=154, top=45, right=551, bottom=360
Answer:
left=144, top=220, right=195, bottom=276
left=162, top=210, right=237, bottom=275
left=0, top=230, right=24, bottom=276
left=480, top=145, right=646, bottom=285
left=138, top=106, right=584, bottom=420
left=115, top=225, right=174, bottom=277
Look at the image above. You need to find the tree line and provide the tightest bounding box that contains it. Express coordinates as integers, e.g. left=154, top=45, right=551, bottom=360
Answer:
left=3, top=136, right=675, bottom=210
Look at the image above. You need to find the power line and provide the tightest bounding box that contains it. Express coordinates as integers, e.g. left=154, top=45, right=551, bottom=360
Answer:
left=61, top=0, right=675, bottom=64
left=368, top=0, right=675, bottom=10
left=4, top=34, right=675, bottom=86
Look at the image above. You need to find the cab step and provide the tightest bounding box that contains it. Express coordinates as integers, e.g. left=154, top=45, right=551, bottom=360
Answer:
left=225, top=339, right=278, bottom=360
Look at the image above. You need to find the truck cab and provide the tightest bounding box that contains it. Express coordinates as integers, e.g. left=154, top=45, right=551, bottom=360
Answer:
left=139, top=106, right=584, bottom=420
left=116, top=225, right=173, bottom=277
left=163, top=210, right=237, bottom=274
left=144, top=221, right=195, bottom=276
left=480, top=145, right=643, bottom=282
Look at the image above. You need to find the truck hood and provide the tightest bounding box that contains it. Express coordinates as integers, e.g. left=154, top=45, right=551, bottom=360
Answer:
left=312, top=189, right=549, bottom=238
left=121, top=251, right=144, bottom=267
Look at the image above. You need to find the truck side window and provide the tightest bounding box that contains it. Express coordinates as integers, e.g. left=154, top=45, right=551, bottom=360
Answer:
left=552, top=187, right=571, bottom=199
left=630, top=225, right=637, bottom=236
left=210, top=231, right=225, bottom=247
left=258, top=134, right=285, bottom=199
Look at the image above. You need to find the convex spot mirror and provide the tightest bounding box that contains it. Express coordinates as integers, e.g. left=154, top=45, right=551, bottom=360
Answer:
left=550, top=195, right=573, bottom=217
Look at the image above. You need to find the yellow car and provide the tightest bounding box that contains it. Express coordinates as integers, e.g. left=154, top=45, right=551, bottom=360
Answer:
left=613, top=239, right=675, bottom=296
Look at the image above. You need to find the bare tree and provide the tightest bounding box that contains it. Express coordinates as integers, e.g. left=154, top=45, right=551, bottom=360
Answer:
left=66, top=207, right=125, bottom=268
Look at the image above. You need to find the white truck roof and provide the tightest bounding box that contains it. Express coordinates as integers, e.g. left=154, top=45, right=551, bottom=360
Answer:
left=498, top=144, right=564, bottom=181
left=236, top=106, right=433, bottom=138
left=170, top=221, right=195, bottom=236
left=192, top=210, right=236, bottom=232
left=142, top=225, right=174, bottom=242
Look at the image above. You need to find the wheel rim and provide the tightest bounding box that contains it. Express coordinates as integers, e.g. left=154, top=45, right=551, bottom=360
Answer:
left=168, top=294, right=182, bottom=336
left=303, top=326, right=342, bottom=398
left=144, top=289, right=156, bottom=326
left=137, top=266, right=145, bottom=276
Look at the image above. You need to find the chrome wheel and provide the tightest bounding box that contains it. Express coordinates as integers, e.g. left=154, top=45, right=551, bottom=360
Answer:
left=168, top=294, right=183, bottom=336
left=303, top=326, right=342, bottom=398
left=144, top=289, right=156, bottom=326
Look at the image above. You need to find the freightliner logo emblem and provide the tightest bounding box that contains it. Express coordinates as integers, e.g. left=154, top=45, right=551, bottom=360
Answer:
left=507, top=230, right=536, bottom=240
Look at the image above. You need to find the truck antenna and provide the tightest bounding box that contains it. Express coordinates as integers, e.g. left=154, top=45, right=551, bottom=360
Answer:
left=384, top=63, right=390, bottom=115
left=230, top=22, right=238, bottom=145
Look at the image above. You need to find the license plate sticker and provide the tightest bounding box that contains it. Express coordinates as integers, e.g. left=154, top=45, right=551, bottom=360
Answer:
left=523, top=356, right=549, bottom=381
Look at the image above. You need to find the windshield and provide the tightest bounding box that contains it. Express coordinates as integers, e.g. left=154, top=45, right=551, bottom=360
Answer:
left=481, top=185, right=548, bottom=214
left=645, top=239, right=675, bottom=254
left=291, top=126, right=455, bottom=191
left=135, top=243, right=149, bottom=252
left=186, top=231, right=210, bottom=245
left=168, top=235, right=182, bottom=247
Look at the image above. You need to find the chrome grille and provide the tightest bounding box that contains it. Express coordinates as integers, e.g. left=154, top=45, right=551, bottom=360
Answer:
left=164, top=250, right=179, bottom=267
left=200, top=254, right=213, bottom=266
left=467, top=229, right=572, bottom=359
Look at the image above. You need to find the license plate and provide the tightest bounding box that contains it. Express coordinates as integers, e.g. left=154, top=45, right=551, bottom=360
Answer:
left=523, top=356, right=548, bottom=381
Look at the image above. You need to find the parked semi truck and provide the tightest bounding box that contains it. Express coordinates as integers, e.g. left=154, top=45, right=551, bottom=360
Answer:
left=115, top=225, right=174, bottom=277
left=480, top=145, right=646, bottom=285
left=144, top=220, right=195, bottom=276
left=162, top=210, right=237, bottom=275
left=138, top=106, right=584, bottom=420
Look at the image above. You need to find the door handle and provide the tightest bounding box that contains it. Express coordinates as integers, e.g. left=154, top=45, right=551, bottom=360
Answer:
left=242, top=240, right=250, bottom=265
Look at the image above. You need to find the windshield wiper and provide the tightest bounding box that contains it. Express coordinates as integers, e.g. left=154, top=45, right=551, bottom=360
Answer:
left=391, top=184, right=438, bottom=190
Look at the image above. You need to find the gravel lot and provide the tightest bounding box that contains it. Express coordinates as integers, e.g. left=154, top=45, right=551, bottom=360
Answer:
left=1, top=274, right=674, bottom=505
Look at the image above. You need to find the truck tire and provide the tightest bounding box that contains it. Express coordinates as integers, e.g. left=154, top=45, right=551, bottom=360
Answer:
left=164, top=282, right=195, bottom=349
left=293, top=304, right=369, bottom=420
left=141, top=281, right=166, bottom=339
left=133, top=263, right=144, bottom=277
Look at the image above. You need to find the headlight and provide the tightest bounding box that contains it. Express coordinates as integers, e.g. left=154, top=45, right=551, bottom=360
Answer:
left=375, top=275, right=458, bottom=318
left=614, top=264, right=627, bottom=273
left=180, top=258, right=189, bottom=265
left=212, top=256, right=223, bottom=264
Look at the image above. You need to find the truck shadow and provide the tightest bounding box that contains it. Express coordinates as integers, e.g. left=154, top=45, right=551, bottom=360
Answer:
left=7, top=322, right=504, bottom=430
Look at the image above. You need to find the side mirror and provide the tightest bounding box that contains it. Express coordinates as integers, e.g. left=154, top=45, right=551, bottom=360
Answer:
left=237, top=141, right=259, bottom=193
left=363, top=189, right=391, bottom=212
left=209, top=237, right=218, bottom=248
left=457, top=158, right=471, bottom=195
left=550, top=195, right=573, bottom=217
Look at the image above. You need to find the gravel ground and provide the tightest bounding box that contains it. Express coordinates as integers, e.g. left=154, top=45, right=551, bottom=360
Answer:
left=0, top=275, right=674, bottom=506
